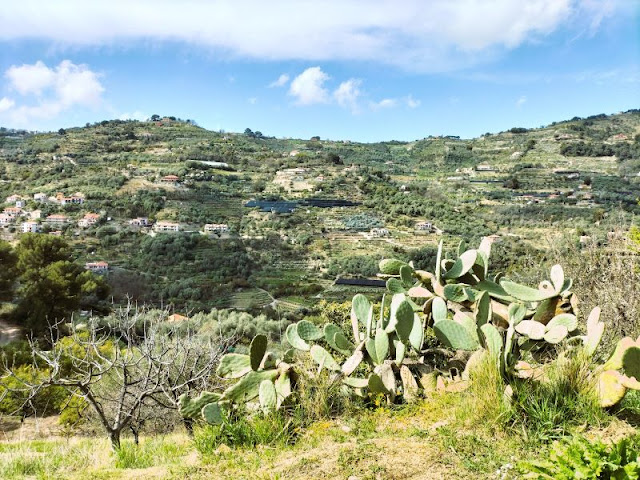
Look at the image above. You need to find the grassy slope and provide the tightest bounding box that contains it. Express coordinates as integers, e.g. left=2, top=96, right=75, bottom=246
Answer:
left=1, top=394, right=636, bottom=480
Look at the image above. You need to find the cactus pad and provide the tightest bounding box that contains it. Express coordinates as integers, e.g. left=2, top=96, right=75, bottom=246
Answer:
left=546, top=313, right=578, bottom=333
left=543, top=325, right=569, bottom=344
left=434, top=320, right=480, bottom=351
left=374, top=328, right=389, bottom=363
left=622, top=346, right=640, bottom=381
left=296, top=320, right=323, bottom=341
left=342, top=350, right=364, bottom=376
left=285, top=323, right=310, bottom=351
left=597, top=370, right=627, bottom=407
left=310, top=345, right=341, bottom=371
left=431, top=297, right=448, bottom=323
left=501, top=280, right=555, bottom=302
left=221, top=370, right=279, bottom=403
left=443, top=249, right=477, bottom=279
left=178, top=391, right=221, bottom=418
left=379, top=258, right=406, bottom=275
left=217, top=353, right=251, bottom=379
left=394, top=300, right=414, bottom=342
left=480, top=323, right=503, bottom=358
left=515, top=320, right=546, bottom=340
left=202, top=402, right=223, bottom=425
left=259, top=379, right=277, bottom=412
left=250, top=334, right=268, bottom=371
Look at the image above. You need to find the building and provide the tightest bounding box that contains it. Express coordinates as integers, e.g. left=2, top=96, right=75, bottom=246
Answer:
left=476, top=164, right=494, bottom=172
left=160, top=175, right=180, bottom=184
left=154, top=221, right=180, bottom=232
left=0, top=214, right=13, bottom=225
left=22, top=221, right=41, bottom=233
left=204, top=223, right=229, bottom=234
left=3, top=207, right=23, bottom=218
left=5, top=194, right=23, bottom=204
left=56, top=192, right=84, bottom=205
left=15, top=199, right=26, bottom=208
left=416, top=221, right=434, bottom=231
left=129, top=217, right=150, bottom=227
left=370, top=227, right=390, bottom=238
left=85, top=261, right=109, bottom=273
left=33, top=193, right=48, bottom=202
left=78, top=213, right=101, bottom=227
left=45, top=214, right=69, bottom=226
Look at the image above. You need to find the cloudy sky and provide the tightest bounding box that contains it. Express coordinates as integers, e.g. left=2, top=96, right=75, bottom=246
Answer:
left=0, top=0, right=638, bottom=141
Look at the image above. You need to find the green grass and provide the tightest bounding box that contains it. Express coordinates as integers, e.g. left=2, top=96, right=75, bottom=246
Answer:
left=113, top=436, right=191, bottom=469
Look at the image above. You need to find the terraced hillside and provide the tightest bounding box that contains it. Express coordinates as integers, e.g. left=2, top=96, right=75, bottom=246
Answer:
left=0, top=110, right=639, bottom=314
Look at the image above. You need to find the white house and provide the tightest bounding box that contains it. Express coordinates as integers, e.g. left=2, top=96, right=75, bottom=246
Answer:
left=154, top=221, right=180, bottom=232
left=204, top=223, right=229, bottom=234
left=5, top=194, right=23, bottom=204
left=416, top=221, right=433, bottom=231
left=78, top=213, right=101, bottom=227
left=129, top=217, right=150, bottom=227
left=33, top=193, right=48, bottom=202
left=3, top=207, right=23, bottom=218
left=370, top=228, right=390, bottom=238
left=85, top=261, right=109, bottom=273
left=46, top=214, right=70, bottom=226
left=22, top=221, right=41, bottom=233
left=0, top=214, right=13, bottom=225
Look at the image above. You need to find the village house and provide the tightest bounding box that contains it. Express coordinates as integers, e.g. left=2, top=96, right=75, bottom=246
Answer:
left=415, top=221, right=443, bottom=235
left=416, top=221, right=433, bottom=231
left=0, top=214, right=13, bottom=225
left=45, top=214, right=70, bottom=226
left=370, top=227, right=390, bottom=238
left=85, top=261, right=109, bottom=273
left=33, top=193, right=48, bottom=202
left=160, top=175, right=180, bottom=184
left=22, top=221, right=41, bottom=233
left=56, top=192, right=85, bottom=205
left=3, top=207, right=23, bottom=218
left=154, top=221, right=180, bottom=232
left=5, top=194, right=23, bottom=204
left=78, top=213, right=101, bottom=228
left=476, top=164, right=494, bottom=171
left=129, top=217, right=150, bottom=227
left=204, top=223, right=229, bottom=234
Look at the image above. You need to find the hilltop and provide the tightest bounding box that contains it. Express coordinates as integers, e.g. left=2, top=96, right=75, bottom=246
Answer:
left=0, top=110, right=639, bottom=314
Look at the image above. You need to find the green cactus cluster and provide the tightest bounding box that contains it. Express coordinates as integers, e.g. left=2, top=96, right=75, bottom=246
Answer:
left=179, top=236, right=639, bottom=424
left=178, top=334, right=294, bottom=424
left=284, top=289, right=432, bottom=402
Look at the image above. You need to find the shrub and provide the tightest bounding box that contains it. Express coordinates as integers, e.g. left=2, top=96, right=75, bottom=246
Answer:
left=519, top=434, right=640, bottom=479
left=193, top=409, right=298, bottom=452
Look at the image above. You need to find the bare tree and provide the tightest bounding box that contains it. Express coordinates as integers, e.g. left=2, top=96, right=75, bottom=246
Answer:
left=1, top=305, right=233, bottom=450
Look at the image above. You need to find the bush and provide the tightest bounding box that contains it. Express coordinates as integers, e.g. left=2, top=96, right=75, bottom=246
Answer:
left=193, top=409, right=298, bottom=452
left=510, top=351, right=605, bottom=441
left=519, top=434, right=640, bottom=479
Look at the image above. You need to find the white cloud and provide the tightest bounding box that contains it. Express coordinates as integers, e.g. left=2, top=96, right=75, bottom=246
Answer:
left=269, top=74, right=290, bottom=88
left=333, top=79, right=362, bottom=113
left=406, top=95, right=420, bottom=108
left=5, top=61, right=56, bottom=95
left=516, top=95, right=527, bottom=107
left=0, top=1, right=624, bottom=71
left=247, top=97, right=258, bottom=104
left=0, top=97, right=15, bottom=112
left=289, top=67, right=330, bottom=105
left=371, top=98, right=398, bottom=110
left=0, top=60, right=105, bottom=127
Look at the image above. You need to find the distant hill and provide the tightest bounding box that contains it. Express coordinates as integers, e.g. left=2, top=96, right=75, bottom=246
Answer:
left=1, top=110, right=639, bottom=313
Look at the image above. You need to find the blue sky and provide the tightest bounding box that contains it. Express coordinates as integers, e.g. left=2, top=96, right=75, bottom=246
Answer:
left=0, top=0, right=638, bottom=142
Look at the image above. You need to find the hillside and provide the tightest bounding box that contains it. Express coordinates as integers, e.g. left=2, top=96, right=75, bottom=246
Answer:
left=1, top=110, right=639, bottom=314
